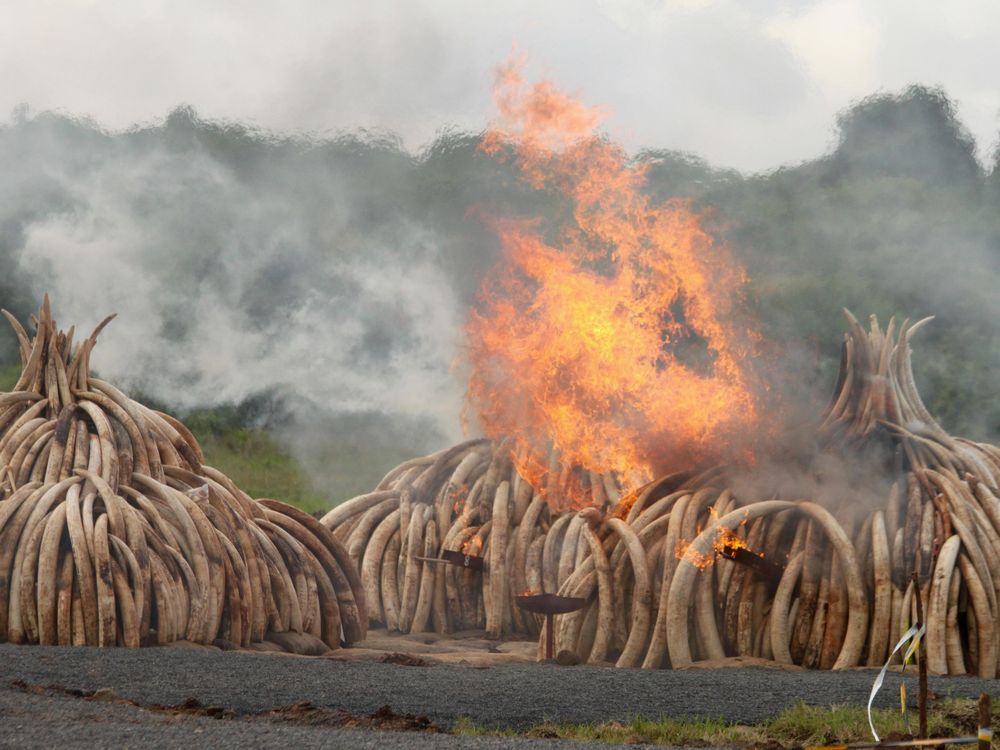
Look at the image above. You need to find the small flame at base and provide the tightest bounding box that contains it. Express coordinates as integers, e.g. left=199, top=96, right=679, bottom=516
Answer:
left=680, top=525, right=756, bottom=570
left=675, top=507, right=782, bottom=581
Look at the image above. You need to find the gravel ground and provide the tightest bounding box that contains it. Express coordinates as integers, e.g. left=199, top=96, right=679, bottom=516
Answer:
left=0, top=643, right=996, bottom=748
left=0, top=684, right=667, bottom=750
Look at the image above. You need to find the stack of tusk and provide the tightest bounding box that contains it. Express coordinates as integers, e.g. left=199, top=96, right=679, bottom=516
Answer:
left=327, top=311, right=1000, bottom=677
left=321, top=438, right=620, bottom=639
left=0, top=297, right=365, bottom=651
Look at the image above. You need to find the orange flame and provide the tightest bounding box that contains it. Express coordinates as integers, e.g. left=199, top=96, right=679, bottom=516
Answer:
left=465, top=56, right=762, bottom=509
left=610, top=488, right=642, bottom=520
left=674, top=507, right=782, bottom=577
left=680, top=526, right=755, bottom=570
left=678, top=508, right=767, bottom=571
left=460, top=536, right=483, bottom=556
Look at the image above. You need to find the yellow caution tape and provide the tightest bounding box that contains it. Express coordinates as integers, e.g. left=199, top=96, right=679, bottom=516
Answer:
left=902, top=630, right=921, bottom=666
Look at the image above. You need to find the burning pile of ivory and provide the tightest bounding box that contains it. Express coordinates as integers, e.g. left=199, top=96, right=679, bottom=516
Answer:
left=0, top=298, right=365, bottom=650
left=328, top=312, right=1000, bottom=677
left=320, top=438, right=619, bottom=640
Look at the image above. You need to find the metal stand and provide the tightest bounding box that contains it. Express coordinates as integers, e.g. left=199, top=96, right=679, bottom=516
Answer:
left=515, top=593, right=587, bottom=660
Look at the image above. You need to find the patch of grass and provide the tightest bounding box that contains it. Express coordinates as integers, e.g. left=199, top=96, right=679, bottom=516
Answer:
left=453, top=697, right=996, bottom=748
left=452, top=717, right=517, bottom=737
left=190, top=419, right=427, bottom=514
left=194, top=427, right=333, bottom=515
left=764, top=697, right=995, bottom=745
left=193, top=424, right=418, bottom=515
left=0, top=363, right=21, bottom=390
left=455, top=714, right=766, bottom=746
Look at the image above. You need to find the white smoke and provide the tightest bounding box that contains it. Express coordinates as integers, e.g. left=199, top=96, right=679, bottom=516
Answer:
left=11, top=117, right=468, bottom=454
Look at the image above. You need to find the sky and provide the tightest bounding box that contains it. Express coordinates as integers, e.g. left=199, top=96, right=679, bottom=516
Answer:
left=2, top=0, right=999, bottom=172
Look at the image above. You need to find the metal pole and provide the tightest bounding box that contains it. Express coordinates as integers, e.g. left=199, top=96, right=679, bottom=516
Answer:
left=979, top=692, right=991, bottom=750
left=545, top=613, right=555, bottom=660
left=911, top=571, right=928, bottom=740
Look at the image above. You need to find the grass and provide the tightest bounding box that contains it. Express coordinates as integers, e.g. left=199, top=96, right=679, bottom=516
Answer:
left=453, top=697, right=998, bottom=747
left=190, top=423, right=417, bottom=515
left=193, top=427, right=334, bottom=515
left=0, top=363, right=21, bottom=390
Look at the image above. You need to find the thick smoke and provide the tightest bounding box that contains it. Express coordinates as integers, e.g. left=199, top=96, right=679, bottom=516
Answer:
left=636, top=88, right=1000, bottom=446
left=0, top=109, right=506, bottom=493
left=0, top=84, right=998, bottom=503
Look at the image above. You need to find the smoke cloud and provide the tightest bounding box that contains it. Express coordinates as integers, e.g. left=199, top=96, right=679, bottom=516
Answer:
left=0, top=111, right=491, bottom=486
left=0, top=81, right=998, bottom=502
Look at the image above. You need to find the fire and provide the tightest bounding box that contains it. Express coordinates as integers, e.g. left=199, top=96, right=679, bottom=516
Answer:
left=610, top=488, right=641, bottom=520
left=680, top=526, right=755, bottom=570
left=677, top=506, right=751, bottom=570
left=676, top=508, right=784, bottom=585
left=465, top=56, right=762, bottom=509
left=460, top=536, right=483, bottom=556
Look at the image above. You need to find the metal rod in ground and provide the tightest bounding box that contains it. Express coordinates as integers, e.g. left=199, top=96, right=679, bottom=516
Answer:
left=545, top=614, right=555, bottom=660
left=912, top=571, right=928, bottom=740
left=978, top=692, right=991, bottom=750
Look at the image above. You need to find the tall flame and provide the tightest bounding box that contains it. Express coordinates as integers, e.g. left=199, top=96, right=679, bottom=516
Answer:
left=465, top=56, right=762, bottom=508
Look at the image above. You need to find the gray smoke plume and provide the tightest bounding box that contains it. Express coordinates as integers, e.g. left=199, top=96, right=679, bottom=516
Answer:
left=0, top=109, right=499, bottom=495
left=0, top=84, right=997, bottom=504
